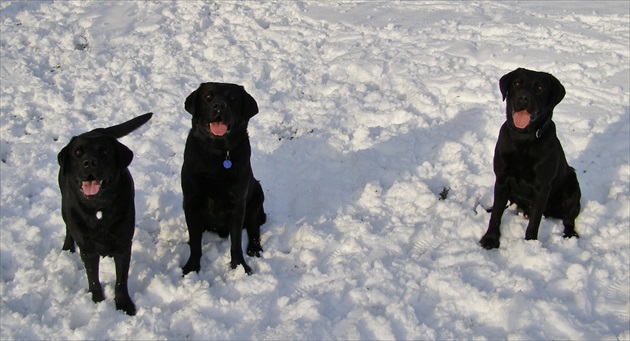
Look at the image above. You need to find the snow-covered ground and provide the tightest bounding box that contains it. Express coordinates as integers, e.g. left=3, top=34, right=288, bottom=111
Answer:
left=1, top=1, right=628, bottom=339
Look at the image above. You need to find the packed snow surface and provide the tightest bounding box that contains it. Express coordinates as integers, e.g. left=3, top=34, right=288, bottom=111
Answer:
left=1, top=1, right=629, bottom=339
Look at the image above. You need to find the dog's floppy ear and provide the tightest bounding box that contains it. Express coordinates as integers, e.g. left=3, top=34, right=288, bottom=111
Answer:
left=57, top=137, right=75, bottom=176
left=184, top=85, right=202, bottom=115
left=241, top=86, right=259, bottom=119
left=115, top=140, right=134, bottom=169
left=499, top=68, right=520, bottom=101
left=545, top=72, right=566, bottom=109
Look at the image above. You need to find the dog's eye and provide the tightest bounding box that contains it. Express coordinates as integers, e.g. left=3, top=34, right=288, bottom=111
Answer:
left=74, top=147, right=83, bottom=157
left=99, top=147, right=108, bottom=156
left=536, top=84, right=544, bottom=93
left=204, top=92, right=214, bottom=101
left=514, top=80, right=522, bottom=88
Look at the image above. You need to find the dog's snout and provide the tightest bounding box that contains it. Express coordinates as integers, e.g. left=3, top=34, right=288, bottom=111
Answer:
left=83, top=158, right=98, bottom=168
left=213, top=100, right=227, bottom=113
left=516, top=95, right=529, bottom=109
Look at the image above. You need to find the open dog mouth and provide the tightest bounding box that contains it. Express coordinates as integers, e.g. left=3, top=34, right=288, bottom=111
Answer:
left=512, top=110, right=531, bottom=129
left=79, top=175, right=104, bottom=196
left=209, top=121, right=231, bottom=137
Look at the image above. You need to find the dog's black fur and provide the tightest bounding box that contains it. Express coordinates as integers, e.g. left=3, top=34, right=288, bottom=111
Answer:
left=58, top=112, right=152, bottom=315
left=181, top=82, right=266, bottom=275
left=480, top=68, right=581, bottom=249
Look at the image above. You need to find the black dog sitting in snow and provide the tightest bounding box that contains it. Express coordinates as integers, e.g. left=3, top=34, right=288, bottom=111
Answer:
left=480, top=68, right=581, bottom=249
left=181, top=82, right=266, bottom=275
left=57, top=112, right=152, bottom=315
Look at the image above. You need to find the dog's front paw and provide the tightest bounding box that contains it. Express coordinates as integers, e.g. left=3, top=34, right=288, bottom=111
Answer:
left=480, top=234, right=500, bottom=249
left=231, top=259, right=253, bottom=275
left=182, top=260, right=200, bottom=276
left=90, top=289, right=105, bottom=303
left=115, top=295, right=136, bottom=316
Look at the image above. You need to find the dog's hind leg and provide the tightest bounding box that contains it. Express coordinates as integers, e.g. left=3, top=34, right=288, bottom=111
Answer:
left=245, top=181, right=265, bottom=258
left=245, top=221, right=263, bottom=258
left=562, top=219, right=579, bottom=239
left=61, top=229, right=76, bottom=252
left=561, top=169, right=581, bottom=239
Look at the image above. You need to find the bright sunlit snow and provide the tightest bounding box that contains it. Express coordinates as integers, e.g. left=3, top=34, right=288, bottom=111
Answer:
left=1, top=1, right=629, bottom=339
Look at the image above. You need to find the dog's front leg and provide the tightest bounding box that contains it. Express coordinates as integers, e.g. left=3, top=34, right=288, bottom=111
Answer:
left=113, top=246, right=136, bottom=316
left=182, top=225, right=203, bottom=275
left=480, top=180, right=510, bottom=249
left=524, top=186, right=551, bottom=241
left=80, top=250, right=104, bottom=303
left=182, top=200, right=204, bottom=275
left=230, top=200, right=252, bottom=275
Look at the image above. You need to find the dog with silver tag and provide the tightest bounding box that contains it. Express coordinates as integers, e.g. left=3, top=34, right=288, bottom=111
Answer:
left=57, top=112, right=152, bottom=315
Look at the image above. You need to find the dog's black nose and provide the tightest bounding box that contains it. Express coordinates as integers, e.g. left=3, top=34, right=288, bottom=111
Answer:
left=213, top=100, right=227, bottom=113
left=516, top=95, right=528, bottom=109
left=83, top=158, right=98, bottom=168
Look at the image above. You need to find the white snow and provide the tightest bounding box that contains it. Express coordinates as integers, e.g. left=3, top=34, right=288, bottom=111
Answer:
left=1, top=1, right=629, bottom=339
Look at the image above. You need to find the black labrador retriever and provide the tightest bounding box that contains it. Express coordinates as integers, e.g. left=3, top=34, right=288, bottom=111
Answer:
left=480, top=68, right=581, bottom=249
left=181, top=82, right=266, bottom=275
left=58, top=112, right=152, bottom=315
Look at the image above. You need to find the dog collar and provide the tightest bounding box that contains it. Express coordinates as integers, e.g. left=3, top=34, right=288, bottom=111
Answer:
left=534, top=119, right=552, bottom=139
left=223, top=151, right=232, bottom=169
left=510, top=119, right=552, bottom=140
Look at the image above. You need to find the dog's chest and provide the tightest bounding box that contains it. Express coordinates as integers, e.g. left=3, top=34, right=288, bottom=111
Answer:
left=80, top=208, right=113, bottom=232
left=502, top=146, right=542, bottom=202
left=69, top=206, right=126, bottom=250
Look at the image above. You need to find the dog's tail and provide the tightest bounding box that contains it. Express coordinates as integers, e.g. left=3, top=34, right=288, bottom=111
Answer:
left=102, top=113, right=153, bottom=138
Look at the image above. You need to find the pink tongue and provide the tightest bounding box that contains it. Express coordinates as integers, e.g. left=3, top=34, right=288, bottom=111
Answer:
left=210, top=122, right=228, bottom=136
left=82, top=180, right=101, bottom=196
left=513, top=110, right=530, bottom=129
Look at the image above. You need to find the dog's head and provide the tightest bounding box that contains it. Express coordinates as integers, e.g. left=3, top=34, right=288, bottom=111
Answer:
left=58, top=130, right=133, bottom=198
left=184, top=82, right=258, bottom=139
left=499, top=68, right=565, bottom=131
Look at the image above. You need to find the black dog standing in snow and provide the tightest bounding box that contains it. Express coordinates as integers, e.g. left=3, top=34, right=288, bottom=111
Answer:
left=181, top=82, right=266, bottom=275
left=57, top=113, right=152, bottom=316
left=480, top=68, right=581, bottom=249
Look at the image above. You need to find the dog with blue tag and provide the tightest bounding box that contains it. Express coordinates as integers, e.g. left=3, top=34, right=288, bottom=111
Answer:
left=181, top=82, right=266, bottom=275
